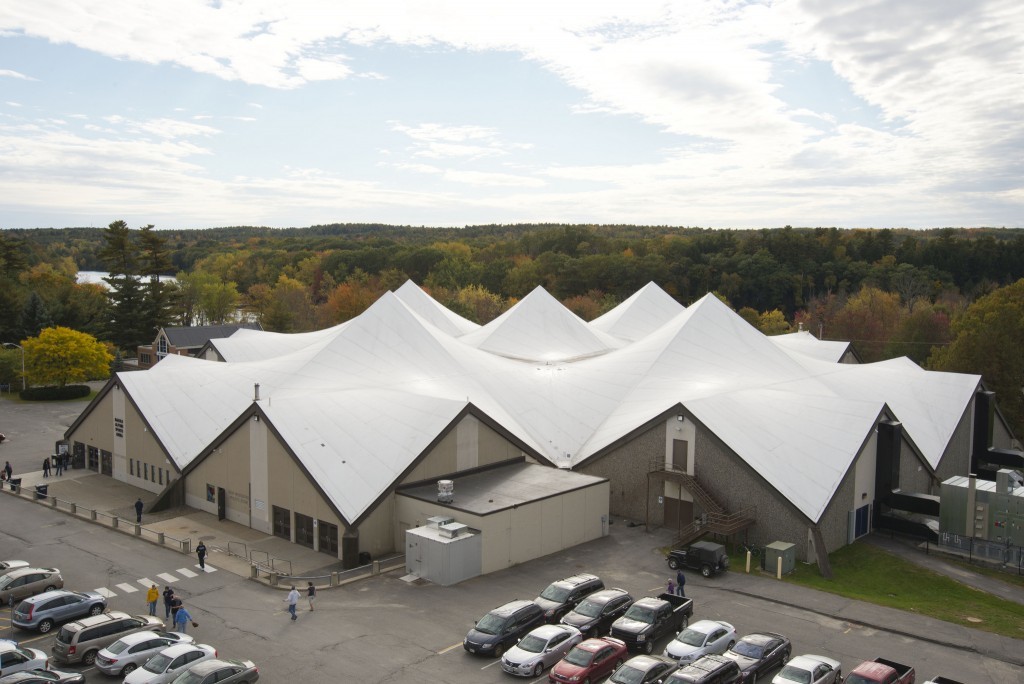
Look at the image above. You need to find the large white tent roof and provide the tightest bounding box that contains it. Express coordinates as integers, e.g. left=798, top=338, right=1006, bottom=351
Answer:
left=109, top=281, right=981, bottom=526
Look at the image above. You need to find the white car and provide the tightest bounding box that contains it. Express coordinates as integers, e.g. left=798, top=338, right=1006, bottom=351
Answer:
left=0, top=641, right=48, bottom=676
left=94, top=631, right=195, bottom=676
left=501, top=624, right=582, bottom=677
left=0, top=562, right=29, bottom=573
left=124, top=643, right=218, bottom=684
left=664, top=619, right=736, bottom=664
left=772, top=654, right=843, bottom=684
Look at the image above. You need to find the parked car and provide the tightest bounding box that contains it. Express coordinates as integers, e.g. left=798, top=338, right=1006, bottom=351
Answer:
left=772, top=654, right=842, bottom=684
left=0, top=562, right=29, bottom=573
left=124, top=643, right=218, bottom=684
left=608, top=654, right=679, bottom=684
left=51, top=611, right=166, bottom=666
left=664, top=620, right=737, bottom=664
left=548, top=636, right=628, bottom=684
left=560, top=588, right=634, bottom=638
left=723, top=633, right=791, bottom=683
left=464, top=599, right=545, bottom=658
left=95, top=631, right=195, bottom=676
left=666, top=542, right=729, bottom=578
left=0, top=642, right=48, bottom=678
left=13, top=590, right=107, bottom=633
left=610, top=594, right=694, bottom=654
left=167, top=658, right=258, bottom=684
left=0, top=568, right=63, bottom=605
left=0, top=669, right=84, bottom=684
left=846, top=658, right=915, bottom=684
left=534, top=574, right=605, bottom=623
left=665, top=654, right=741, bottom=684
left=502, top=624, right=583, bottom=677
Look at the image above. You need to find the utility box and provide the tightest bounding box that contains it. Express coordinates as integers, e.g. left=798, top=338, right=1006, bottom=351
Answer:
left=764, top=541, right=796, bottom=575
left=405, top=521, right=481, bottom=586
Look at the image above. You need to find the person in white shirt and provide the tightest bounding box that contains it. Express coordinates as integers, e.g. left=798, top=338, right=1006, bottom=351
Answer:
left=285, top=586, right=300, bottom=620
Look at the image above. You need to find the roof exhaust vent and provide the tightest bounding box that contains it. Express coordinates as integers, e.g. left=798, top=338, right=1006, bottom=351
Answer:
left=254, top=383, right=261, bottom=402
left=439, top=522, right=468, bottom=539
left=437, top=479, right=454, bottom=503
left=426, top=515, right=455, bottom=528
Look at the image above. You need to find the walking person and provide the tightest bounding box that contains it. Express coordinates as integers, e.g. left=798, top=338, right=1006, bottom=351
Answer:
left=307, top=581, right=316, bottom=611
left=162, top=586, right=174, bottom=619
left=173, top=603, right=194, bottom=634
left=667, top=579, right=676, bottom=595
left=3, top=461, right=11, bottom=480
left=196, top=541, right=207, bottom=570
left=42, top=457, right=50, bottom=478
left=169, top=593, right=183, bottom=629
left=134, top=497, right=144, bottom=523
left=284, top=586, right=299, bottom=620
left=146, top=584, right=159, bottom=616
left=55, top=454, right=63, bottom=476
left=676, top=569, right=686, bottom=597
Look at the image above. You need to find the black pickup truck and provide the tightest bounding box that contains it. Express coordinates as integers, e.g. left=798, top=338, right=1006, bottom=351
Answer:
left=610, top=593, right=694, bottom=654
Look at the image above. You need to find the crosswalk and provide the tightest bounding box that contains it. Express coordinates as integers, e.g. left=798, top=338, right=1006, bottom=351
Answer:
left=94, top=564, right=217, bottom=599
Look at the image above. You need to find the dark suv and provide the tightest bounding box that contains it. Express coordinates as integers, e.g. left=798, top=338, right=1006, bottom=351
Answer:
left=534, top=573, right=605, bottom=623
left=560, top=587, right=634, bottom=638
left=666, top=541, right=729, bottom=577
left=666, top=654, right=741, bottom=684
left=464, top=599, right=545, bottom=658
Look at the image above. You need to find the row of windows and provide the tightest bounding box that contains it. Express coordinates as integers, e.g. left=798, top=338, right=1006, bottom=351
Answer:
left=128, top=458, right=166, bottom=486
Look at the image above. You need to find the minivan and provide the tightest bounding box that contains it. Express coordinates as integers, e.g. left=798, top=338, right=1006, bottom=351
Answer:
left=534, top=573, right=605, bottom=623
left=51, top=611, right=165, bottom=666
left=463, top=599, right=545, bottom=658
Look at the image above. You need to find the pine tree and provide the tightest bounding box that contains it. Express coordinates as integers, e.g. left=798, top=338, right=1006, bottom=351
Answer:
left=21, top=291, right=54, bottom=337
left=98, top=220, right=148, bottom=351
left=138, top=224, right=175, bottom=334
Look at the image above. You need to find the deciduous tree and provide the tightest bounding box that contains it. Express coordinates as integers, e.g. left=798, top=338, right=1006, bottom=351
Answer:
left=22, top=327, right=112, bottom=387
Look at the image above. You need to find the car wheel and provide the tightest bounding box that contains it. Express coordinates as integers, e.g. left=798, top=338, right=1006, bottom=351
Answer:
left=122, top=663, right=137, bottom=675
left=668, top=557, right=679, bottom=570
left=89, top=604, right=104, bottom=616
left=38, top=619, right=54, bottom=633
left=701, top=564, right=712, bottom=578
left=533, top=663, right=544, bottom=677
left=493, top=644, right=504, bottom=658
left=588, top=627, right=598, bottom=639
left=834, top=669, right=842, bottom=683
left=727, top=640, right=735, bottom=650
left=781, top=649, right=790, bottom=665
left=679, top=615, right=688, bottom=630
left=82, top=650, right=99, bottom=666
left=45, top=585, right=57, bottom=591
left=643, top=640, right=654, bottom=655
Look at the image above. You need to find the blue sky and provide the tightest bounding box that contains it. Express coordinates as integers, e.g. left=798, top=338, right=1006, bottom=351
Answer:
left=1, top=1, right=1022, bottom=230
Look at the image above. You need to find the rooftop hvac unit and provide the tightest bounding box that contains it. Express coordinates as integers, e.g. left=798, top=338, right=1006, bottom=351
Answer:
left=439, top=522, right=468, bottom=539
left=437, top=479, right=454, bottom=503
left=426, top=515, right=455, bottom=528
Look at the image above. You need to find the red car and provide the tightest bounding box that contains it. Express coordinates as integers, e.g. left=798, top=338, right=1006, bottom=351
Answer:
left=549, top=636, right=628, bottom=684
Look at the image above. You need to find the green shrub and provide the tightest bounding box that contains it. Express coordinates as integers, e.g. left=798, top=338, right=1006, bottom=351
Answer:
left=20, top=385, right=91, bottom=401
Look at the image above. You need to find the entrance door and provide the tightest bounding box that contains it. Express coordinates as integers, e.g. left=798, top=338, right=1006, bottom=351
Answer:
left=672, top=440, right=689, bottom=472
left=318, top=522, right=339, bottom=555
left=664, top=496, right=695, bottom=531
left=100, top=450, right=112, bottom=476
left=854, top=504, right=870, bottom=538
left=217, top=487, right=226, bottom=520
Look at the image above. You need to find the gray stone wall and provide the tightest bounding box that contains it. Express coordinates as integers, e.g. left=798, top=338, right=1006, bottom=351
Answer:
left=934, top=407, right=973, bottom=489
left=578, top=423, right=665, bottom=524
left=898, top=438, right=932, bottom=494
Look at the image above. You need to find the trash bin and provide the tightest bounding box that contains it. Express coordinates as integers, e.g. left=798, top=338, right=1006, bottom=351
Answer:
left=35, top=484, right=48, bottom=500
left=9, top=477, right=21, bottom=492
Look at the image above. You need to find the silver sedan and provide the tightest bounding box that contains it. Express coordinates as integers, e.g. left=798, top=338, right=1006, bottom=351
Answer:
left=501, top=624, right=583, bottom=677
left=772, top=654, right=843, bottom=684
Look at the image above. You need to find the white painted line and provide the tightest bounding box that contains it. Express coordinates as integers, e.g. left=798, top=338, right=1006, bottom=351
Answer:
left=480, top=660, right=501, bottom=670
left=157, top=572, right=179, bottom=584
left=177, top=568, right=198, bottom=578
left=198, top=565, right=216, bottom=573
left=116, top=583, right=138, bottom=593
left=138, top=578, right=156, bottom=589
left=95, top=588, right=116, bottom=598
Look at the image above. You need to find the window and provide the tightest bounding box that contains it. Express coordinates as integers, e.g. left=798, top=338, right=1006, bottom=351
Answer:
left=272, top=506, right=291, bottom=540
left=144, top=463, right=149, bottom=480
left=157, top=337, right=168, bottom=356
left=206, top=485, right=216, bottom=503
left=140, top=353, right=151, bottom=365
left=159, top=468, right=164, bottom=485
left=129, top=460, right=134, bottom=476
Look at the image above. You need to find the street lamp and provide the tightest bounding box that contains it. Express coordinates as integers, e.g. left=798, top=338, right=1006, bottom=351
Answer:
left=1, top=343, right=25, bottom=391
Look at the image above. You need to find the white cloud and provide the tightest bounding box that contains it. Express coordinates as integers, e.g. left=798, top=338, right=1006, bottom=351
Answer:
left=0, top=69, right=35, bottom=80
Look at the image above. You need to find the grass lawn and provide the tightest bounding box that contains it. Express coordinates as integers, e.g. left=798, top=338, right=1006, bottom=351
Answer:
left=775, top=540, right=1024, bottom=640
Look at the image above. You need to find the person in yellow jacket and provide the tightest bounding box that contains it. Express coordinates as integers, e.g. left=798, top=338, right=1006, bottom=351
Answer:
left=146, top=584, right=159, bottom=616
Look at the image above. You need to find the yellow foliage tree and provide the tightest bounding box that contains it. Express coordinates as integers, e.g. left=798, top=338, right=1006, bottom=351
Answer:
left=22, top=327, right=112, bottom=387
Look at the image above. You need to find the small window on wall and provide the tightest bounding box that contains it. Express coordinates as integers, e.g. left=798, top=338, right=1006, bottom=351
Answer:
left=159, top=468, right=163, bottom=485
left=130, top=460, right=134, bottom=476
left=207, top=485, right=215, bottom=503
left=144, top=463, right=149, bottom=480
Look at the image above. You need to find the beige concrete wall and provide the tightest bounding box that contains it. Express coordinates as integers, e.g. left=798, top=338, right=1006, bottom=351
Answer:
left=264, top=436, right=345, bottom=545
left=357, top=495, right=397, bottom=559
left=402, top=415, right=528, bottom=484
left=184, top=425, right=252, bottom=526
left=69, top=387, right=114, bottom=465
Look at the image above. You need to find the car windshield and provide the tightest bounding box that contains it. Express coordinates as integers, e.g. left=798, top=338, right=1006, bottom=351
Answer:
left=775, top=665, right=811, bottom=684
left=572, top=600, right=602, bottom=618
left=474, top=614, right=508, bottom=635
left=610, top=664, right=645, bottom=684
left=171, top=671, right=206, bottom=684
left=0, top=574, right=10, bottom=585
left=674, top=628, right=707, bottom=647
left=563, top=646, right=595, bottom=667
left=622, top=605, right=655, bottom=623
left=540, top=584, right=571, bottom=602
left=517, top=634, right=547, bottom=653
left=731, top=641, right=764, bottom=658
left=107, top=639, right=131, bottom=655
left=145, top=654, right=172, bottom=672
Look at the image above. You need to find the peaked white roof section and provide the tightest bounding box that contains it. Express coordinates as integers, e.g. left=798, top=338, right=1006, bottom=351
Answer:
left=770, top=330, right=852, bottom=363
left=105, top=283, right=984, bottom=528
left=393, top=280, right=480, bottom=336
left=459, top=286, right=624, bottom=361
left=590, top=282, right=685, bottom=341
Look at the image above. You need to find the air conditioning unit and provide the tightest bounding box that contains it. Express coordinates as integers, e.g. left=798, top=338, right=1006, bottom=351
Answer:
left=439, top=522, right=468, bottom=539
left=427, top=515, right=455, bottom=528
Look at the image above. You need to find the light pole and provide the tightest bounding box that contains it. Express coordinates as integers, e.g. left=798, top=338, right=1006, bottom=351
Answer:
left=2, top=343, right=25, bottom=391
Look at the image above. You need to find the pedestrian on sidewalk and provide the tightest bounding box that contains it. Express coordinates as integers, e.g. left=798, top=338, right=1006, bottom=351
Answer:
left=307, top=582, right=316, bottom=611
left=162, top=586, right=174, bottom=619
left=667, top=579, right=676, bottom=595
left=42, top=457, right=50, bottom=478
left=196, top=542, right=207, bottom=569
left=3, top=461, right=11, bottom=480
left=134, top=497, right=144, bottom=523
left=55, top=455, right=63, bottom=476
left=284, top=586, right=299, bottom=620
left=169, top=594, right=183, bottom=629
left=146, top=584, right=159, bottom=616
left=676, top=569, right=686, bottom=597
left=173, top=604, right=194, bottom=633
